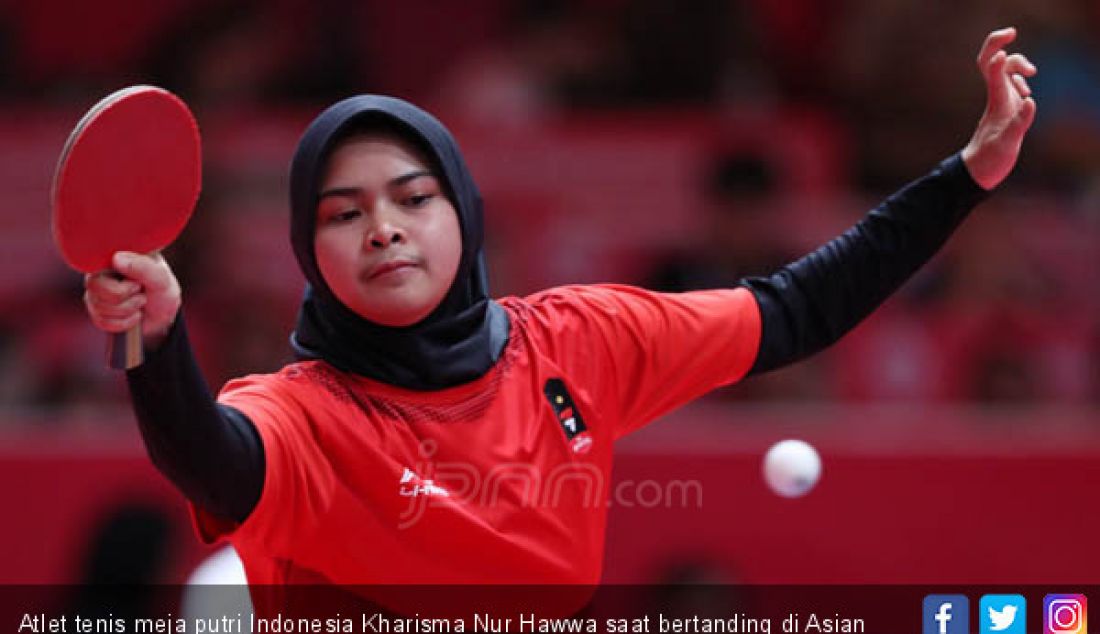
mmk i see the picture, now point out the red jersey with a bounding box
[194,284,760,586]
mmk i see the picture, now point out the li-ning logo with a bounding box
[398,467,449,498]
[543,378,592,454]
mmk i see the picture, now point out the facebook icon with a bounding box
[924,595,970,634]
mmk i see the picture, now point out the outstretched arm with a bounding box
[744,28,1037,375]
[84,252,264,522]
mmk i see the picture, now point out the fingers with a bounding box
[84,271,139,302]
[111,251,170,293]
[1004,53,1037,77]
[85,251,181,337]
[985,50,1011,105]
[1012,73,1031,98]
[90,312,142,334]
[1004,53,1036,99]
[1008,97,1038,136]
[85,291,146,319]
[85,270,143,312]
[978,28,1037,83]
[84,276,145,333]
[85,254,160,334]
[977,27,1017,70]
[979,30,1039,108]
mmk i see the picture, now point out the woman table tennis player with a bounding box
[85,29,1035,587]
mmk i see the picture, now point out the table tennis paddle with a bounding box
[51,85,201,369]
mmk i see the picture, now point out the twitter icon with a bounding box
[981,594,1026,634]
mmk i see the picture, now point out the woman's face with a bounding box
[314,132,462,327]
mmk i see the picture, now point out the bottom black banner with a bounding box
[2,585,1092,634]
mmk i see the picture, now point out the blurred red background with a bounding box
[0,0,1096,585]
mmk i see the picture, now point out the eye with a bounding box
[404,193,435,208]
[328,209,361,223]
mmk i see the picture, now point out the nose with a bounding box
[364,204,406,250]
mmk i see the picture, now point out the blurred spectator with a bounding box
[0,12,15,99]
[830,300,948,402]
[65,502,176,619]
[612,0,736,105]
[0,326,32,408]
[188,288,297,389]
[645,148,829,401]
[936,204,1052,307]
[1008,0,1100,200]
[646,149,794,291]
[77,502,175,584]
[830,1,989,191]
[434,0,623,126]
[651,559,747,617]
[0,0,1093,417]
[741,0,838,101]
[143,0,361,112]
[1092,325,1100,404]
[836,196,1095,404]
[931,304,1091,404]
[2,1,192,99]
[1,275,127,415]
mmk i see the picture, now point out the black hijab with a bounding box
[288,95,510,390]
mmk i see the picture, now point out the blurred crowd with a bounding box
[0,0,1097,418]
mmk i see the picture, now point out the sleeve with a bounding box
[528,284,761,439]
[125,312,264,525]
[742,153,990,374]
[203,373,335,553]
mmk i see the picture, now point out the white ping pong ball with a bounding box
[763,439,822,498]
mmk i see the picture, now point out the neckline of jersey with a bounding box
[339,300,523,406]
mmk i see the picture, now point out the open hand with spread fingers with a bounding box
[961,27,1039,190]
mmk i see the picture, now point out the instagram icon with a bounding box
[1045,594,1088,634]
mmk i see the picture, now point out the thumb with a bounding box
[112,251,169,292]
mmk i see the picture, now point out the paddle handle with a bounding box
[108,322,143,370]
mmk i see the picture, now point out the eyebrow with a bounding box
[318,170,434,201]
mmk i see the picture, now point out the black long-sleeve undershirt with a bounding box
[742,153,988,374]
[125,316,264,523]
[125,153,987,524]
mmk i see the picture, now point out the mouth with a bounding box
[365,258,419,280]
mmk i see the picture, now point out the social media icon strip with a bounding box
[924,595,970,634]
[1045,594,1088,634]
[981,594,1026,634]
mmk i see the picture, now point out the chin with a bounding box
[355,300,436,328]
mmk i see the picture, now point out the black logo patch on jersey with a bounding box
[543,378,587,440]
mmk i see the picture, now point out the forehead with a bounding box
[323,131,435,181]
